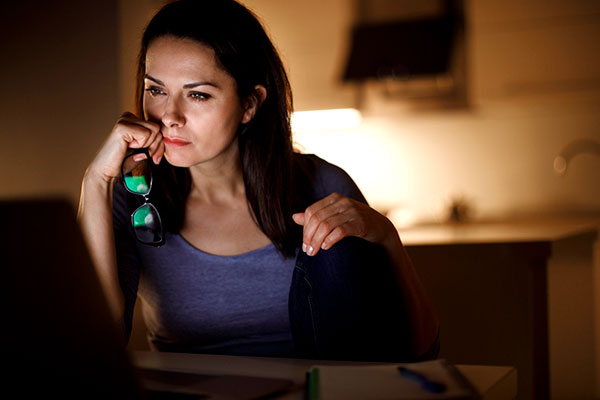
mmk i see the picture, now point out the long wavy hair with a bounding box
[136,0,298,257]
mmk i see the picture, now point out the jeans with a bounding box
[289,236,439,362]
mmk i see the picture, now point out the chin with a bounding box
[164,152,193,168]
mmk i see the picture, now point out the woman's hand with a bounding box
[292,192,397,256]
[86,112,164,183]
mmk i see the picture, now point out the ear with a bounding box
[241,85,267,124]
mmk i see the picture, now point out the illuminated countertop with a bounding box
[396,216,600,246]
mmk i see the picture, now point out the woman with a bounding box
[78,0,439,361]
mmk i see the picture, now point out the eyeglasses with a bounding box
[121,148,164,246]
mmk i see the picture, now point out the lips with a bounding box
[163,136,191,147]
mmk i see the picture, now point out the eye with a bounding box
[144,86,166,97]
[189,91,211,101]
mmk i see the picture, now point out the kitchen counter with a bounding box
[397,216,600,246]
[395,216,600,400]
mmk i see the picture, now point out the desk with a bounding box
[398,217,600,400]
[130,350,517,399]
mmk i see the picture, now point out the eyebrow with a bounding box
[144,74,219,89]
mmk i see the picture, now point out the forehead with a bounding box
[145,36,229,81]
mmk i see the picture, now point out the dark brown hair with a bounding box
[135,0,298,257]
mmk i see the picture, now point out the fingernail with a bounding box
[307,246,314,256]
[302,243,307,253]
[321,242,328,250]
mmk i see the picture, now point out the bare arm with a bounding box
[77,169,123,320]
[77,112,164,321]
[379,220,439,356]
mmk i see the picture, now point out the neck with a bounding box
[188,150,246,204]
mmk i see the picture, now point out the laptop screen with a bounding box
[0,198,144,399]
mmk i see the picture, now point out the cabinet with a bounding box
[469,1,600,103]
[400,218,600,399]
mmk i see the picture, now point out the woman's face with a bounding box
[143,36,248,168]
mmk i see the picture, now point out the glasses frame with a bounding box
[121,148,165,247]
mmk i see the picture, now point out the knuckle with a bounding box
[320,220,332,232]
[302,225,314,240]
[335,203,348,215]
[117,113,129,122]
[117,112,134,124]
[304,206,314,219]
[326,230,338,243]
[356,222,367,237]
[114,119,127,131]
[136,125,151,137]
[339,197,352,207]
[327,227,344,244]
[313,208,326,221]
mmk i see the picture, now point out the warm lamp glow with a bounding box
[291,108,362,132]
[292,119,410,214]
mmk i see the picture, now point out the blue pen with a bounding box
[398,366,447,393]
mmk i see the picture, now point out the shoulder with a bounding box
[293,153,367,204]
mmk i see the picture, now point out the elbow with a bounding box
[413,326,441,361]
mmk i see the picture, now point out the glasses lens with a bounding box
[123,153,151,195]
[132,203,163,244]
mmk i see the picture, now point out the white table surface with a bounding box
[130,350,517,399]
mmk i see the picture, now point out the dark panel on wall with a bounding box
[0,0,119,200]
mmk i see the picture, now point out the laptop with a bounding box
[0,198,293,399]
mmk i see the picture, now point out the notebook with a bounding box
[306,360,479,400]
[0,197,293,399]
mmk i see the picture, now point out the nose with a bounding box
[161,96,185,128]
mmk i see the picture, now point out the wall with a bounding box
[277,0,600,223]
[243,0,357,111]
[0,0,119,205]
[118,0,166,112]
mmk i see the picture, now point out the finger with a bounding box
[132,152,148,162]
[320,224,351,251]
[114,113,161,148]
[137,122,162,149]
[303,193,341,222]
[292,213,305,226]
[150,138,165,164]
[141,125,162,149]
[306,214,351,256]
[302,193,342,236]
[116,120,157,148]
[303,195,351,249]
[118,112,161,134]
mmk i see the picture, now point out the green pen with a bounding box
[306,367,319,400]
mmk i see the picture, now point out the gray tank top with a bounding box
[136,234,296,356]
